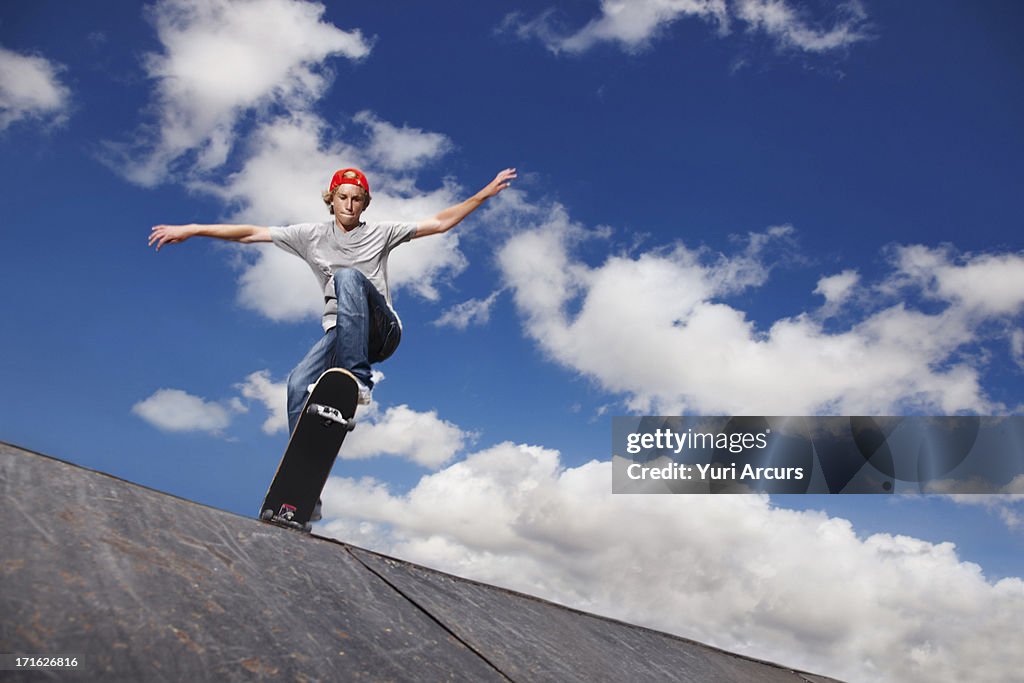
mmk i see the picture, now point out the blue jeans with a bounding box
[286,268,401,434]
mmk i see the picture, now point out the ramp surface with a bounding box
[0,442,844,682]
[352,548,822,683]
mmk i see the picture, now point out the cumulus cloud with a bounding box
[505,0,870,56]
[354,110,453,171]
[735,0,870,53]
[941,476,1024,531]
[342,402,472,468]
[112,0,474,317]
[434,289,504,329]
[138,369,470,469]
[132,388,243,434]
[0,45,71,131]
[319,442,1024,683]
[234,247,324,323]
[885,245,1024,317]
[814,268,860,315]
[492,200,1021,415]
[1012,330,1024,369]
[502,0,729,55]
[108,0,371,186]
[236,370,288,434]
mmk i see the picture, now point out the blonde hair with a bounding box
[323,171,371,214]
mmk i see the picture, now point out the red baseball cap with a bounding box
[329,168,370,195]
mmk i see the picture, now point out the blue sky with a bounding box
[2,2,1023,681]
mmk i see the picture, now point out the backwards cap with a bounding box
[329,168,370,195]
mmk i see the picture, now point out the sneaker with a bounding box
[310,499,322,522]
[311,379,371,404]
[356,380,372,405]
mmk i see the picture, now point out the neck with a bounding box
[335,216,361,232]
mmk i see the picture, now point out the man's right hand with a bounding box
[149,224,193,251]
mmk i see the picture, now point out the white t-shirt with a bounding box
[270,220,418,331]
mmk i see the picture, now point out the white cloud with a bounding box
[115,0,473,318]
[141,369,469,468]
[179,105,459,234]
[387,226,468,302]
[359,172,470,304]
[236,370,288,434]
[234,246,324,323]
[735,0,870,53]
[342,403,471,468]
[353,110,453,171]
[434,289,503,329]
[1012,329,1024,369]
[193,111,358,223]
[319,442,1024,683]
[493,201,1019,415]
[886,245,1024,316]
[505,0,870,56]
[814,269,859,309]
[944,478,1024,531]
[110,0,371,185]
[504,0,729,55]
[132,388,242,434]
[998,505,1023,529]
[0,45,71,131]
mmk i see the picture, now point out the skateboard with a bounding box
[259,368,358,531]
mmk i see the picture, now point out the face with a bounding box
[331,184,369,229]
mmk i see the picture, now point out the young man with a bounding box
[150,166,516,437]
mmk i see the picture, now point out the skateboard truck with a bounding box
[305,403,356,431]
[260,506,312,532]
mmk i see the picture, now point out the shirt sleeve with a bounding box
[384,222,419,250]
[269,223,314,261]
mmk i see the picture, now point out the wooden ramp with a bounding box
[0,442,843,682]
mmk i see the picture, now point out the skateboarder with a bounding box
[150,166,516,437]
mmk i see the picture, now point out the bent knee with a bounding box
[286,369,310,396]
[332,267,366,288]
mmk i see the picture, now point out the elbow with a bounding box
[241,227,271,243]
[418,219,449,237]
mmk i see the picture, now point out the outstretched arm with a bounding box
[149,223,272,251]
[414,168,516,239]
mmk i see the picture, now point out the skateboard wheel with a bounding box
[345,420,356,432]
[260,509,274,521]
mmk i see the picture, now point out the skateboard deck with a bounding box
[259,368,358,530]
